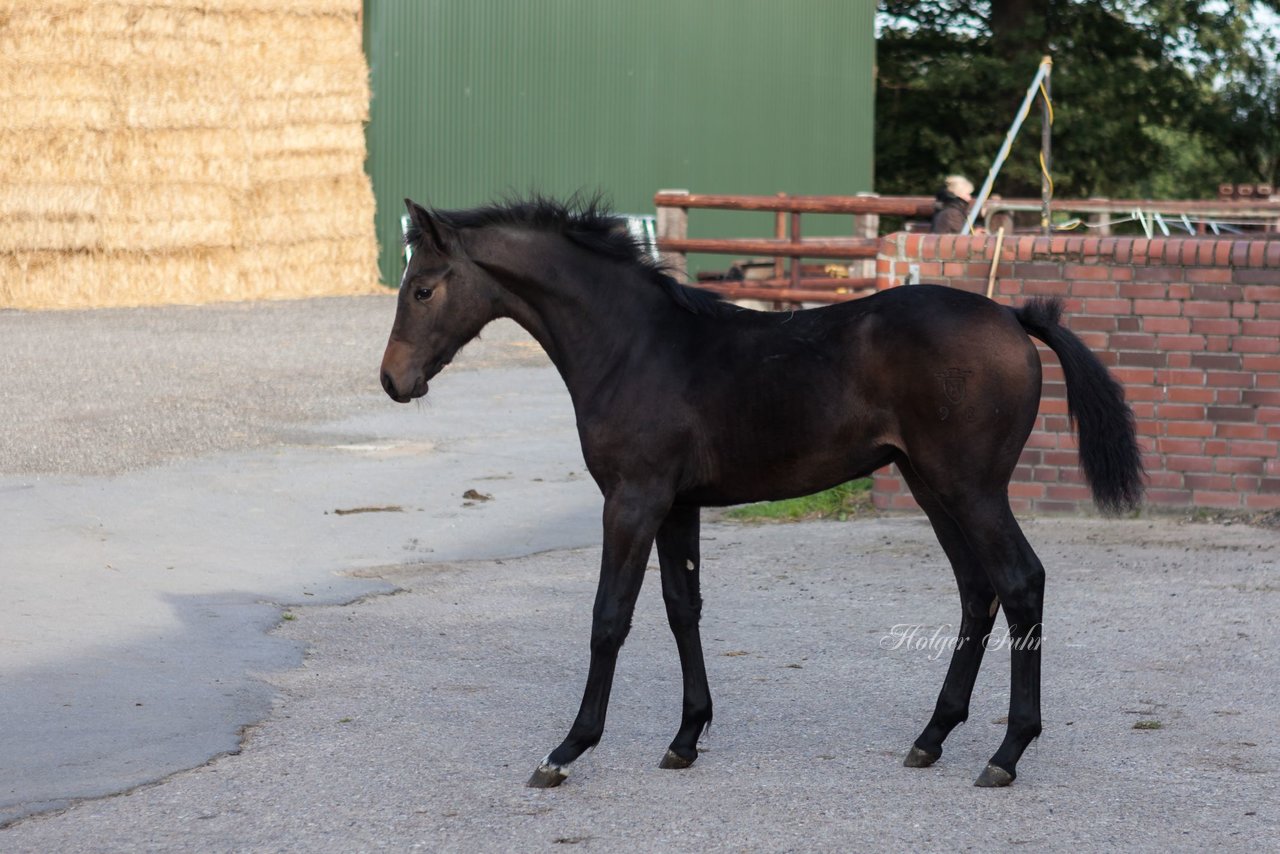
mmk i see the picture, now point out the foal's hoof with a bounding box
[658,749,696,770]
[973,763,1015,787]
[526,763,569,788]
[903,746,940,768]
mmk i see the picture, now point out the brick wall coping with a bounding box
[878,234,1280,268]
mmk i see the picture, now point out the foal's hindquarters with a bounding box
[882,300,1048,786]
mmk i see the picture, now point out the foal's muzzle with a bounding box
[380,370,426,403]
[380,339,429,403]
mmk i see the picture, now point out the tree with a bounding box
[875,1,1280,200]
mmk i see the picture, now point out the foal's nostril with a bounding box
[381,370,397,398]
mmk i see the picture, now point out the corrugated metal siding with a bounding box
[364,0,875,284]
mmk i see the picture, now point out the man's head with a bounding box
[945,175,974,200]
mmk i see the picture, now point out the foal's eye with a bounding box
[414,286,435,302]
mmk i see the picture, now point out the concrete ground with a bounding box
[1,296,1277,851]
[1,297,600,825]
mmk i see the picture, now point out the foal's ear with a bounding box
[404,198,455,257]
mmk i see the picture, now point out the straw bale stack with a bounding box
[0,0,379,309]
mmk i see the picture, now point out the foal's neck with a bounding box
[472,229,677,401]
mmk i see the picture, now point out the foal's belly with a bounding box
[678,414,897,507]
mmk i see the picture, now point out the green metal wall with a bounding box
[363,0,876,285]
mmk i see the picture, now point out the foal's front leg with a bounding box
[655,504,712,770]
[527,487,669,788]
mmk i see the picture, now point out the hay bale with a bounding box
[0,239,377,310]
[0,249,239,309]
[246,124,367,156]
[0,125,363,186]
[0,184,100,251]
[0,6,362,68]
[2,130,117,183]
[111,129,250,185]
[239,175,375,244]
[102,185,238,250]
[0,218,99,254]
[0,0,378,309]
[0,184,236,251]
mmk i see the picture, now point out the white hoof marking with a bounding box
[539,754,571,776]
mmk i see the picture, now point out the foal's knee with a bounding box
[590,613,632,654]
[662,592,702,629]
[997,568,1045,623]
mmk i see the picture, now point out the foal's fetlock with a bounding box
[905,715,958,768]
[528,732,600,788]
[976,724,1037,787]
[660,717,709,770]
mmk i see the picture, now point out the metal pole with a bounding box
[963,55,1053,235]
[1041,61,1052,235]
[655,188,690,280]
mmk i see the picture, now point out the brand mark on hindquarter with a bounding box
[936,368,972,405]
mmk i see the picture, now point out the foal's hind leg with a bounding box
[944,496,1045,787]
[655,504,713,769]
[897,464,998,770]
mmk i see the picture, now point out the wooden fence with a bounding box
[653,190,932,304]
[654,190,1280,306]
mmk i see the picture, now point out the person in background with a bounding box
[931,174,975,233]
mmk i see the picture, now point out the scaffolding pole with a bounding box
[963,56,1053,235]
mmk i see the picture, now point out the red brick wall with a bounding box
[871,233,1280,515]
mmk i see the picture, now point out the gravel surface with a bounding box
[0,295,546,475]
[5,517,1279,851]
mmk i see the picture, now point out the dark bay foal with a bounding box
[380,196,1143,788]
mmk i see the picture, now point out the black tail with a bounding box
[1014,297,1144,514]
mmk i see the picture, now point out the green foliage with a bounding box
[876,1,1280,199]
[725,479,874,522]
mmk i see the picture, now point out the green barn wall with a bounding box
[363,0,876,285]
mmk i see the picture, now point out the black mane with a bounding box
[407,193,730,317]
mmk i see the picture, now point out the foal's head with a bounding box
[380,199,504,403]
